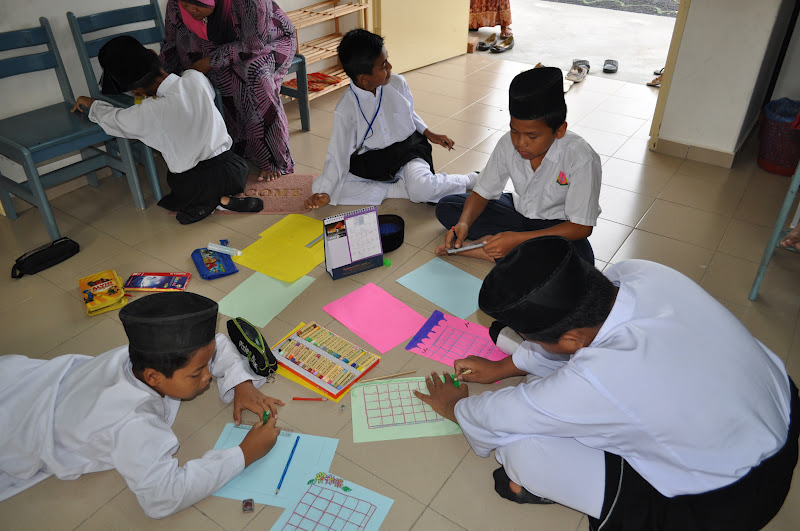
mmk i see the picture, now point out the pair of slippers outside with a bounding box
[476,33,514,53]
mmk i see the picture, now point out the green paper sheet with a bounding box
[218,272,315,328]
[350,377,462,443]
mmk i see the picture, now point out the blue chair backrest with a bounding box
[68,0,165,98]
[0,17,73,104]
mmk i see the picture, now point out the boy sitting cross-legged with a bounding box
[305,29,478,209]
[435,67,601,264]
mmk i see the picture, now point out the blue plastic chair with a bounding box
[68,0,164,201]
[0,17,147,241]
[281,54,311,131]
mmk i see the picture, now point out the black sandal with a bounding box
[493,467,556,505]
[223,196,263,213]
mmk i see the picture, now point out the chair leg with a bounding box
[22,156,62,241]
[0,171,18,220]
[81,149,100,187]
[296,57,311,132]
[117,139,147,210]
[749,165,800,300]
[136,143,163,201]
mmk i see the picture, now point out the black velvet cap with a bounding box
[508,67,565,120]
[479,236,588,334]
[98,35,159,91]
[120,292,218,354]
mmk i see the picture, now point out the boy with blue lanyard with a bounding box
[305,29,478,209]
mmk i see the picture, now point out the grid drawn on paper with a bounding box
[282,484,376,530]
[422,325,498,364]
[363,380,446,429]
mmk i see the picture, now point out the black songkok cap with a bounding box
[98,35,159,91]
[120,292,218,354]
[479,236,589,335]
[508,67,565,120]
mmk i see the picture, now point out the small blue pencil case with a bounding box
[191,239,239,280]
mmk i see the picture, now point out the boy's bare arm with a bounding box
[423,128,454,150]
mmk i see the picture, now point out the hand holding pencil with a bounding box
[239,413,281,467]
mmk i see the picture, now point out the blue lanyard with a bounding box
[351,85,383,150]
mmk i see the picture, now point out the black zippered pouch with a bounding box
[11,237,80,278]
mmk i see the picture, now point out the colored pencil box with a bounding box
[191,243,238,280]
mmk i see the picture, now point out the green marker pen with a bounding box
[449,374,460,388]
[262,410,270,425]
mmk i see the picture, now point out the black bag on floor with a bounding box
[227,317,277,377]
[11,237,80,278]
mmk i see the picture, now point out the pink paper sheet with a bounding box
[322,283,427,354]
[405,310,508,363]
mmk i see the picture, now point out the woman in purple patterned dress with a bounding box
[161,0,296,181]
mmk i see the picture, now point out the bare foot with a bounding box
[257,171,281,182]
[780,227,800,250]
[509,480,523,495]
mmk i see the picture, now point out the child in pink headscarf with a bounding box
[161,0,296,182]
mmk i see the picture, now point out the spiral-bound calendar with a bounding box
[323,207,384,280]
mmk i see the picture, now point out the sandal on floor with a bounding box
[565,63,587,83]
[647,74,663,87]
[477,33,497,51]
[493,467,556,505]
[223,197,264,212]
[603,59,618,73]
[490,35,514,53]
[654,67,665,75]
[573,59,590,73]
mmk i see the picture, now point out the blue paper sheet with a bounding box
[212,424,338,508]
[270,472,393,531]
[218,273,315,328]
[395,258,482,319]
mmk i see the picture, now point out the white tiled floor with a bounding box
[2,50,800,530]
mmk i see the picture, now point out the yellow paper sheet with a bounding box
[233,214,324,283]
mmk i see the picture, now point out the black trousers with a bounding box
[157,150,248,213]
[435,192,595,265]
[590,378,800,531]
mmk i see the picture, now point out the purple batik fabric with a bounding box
[161,0,296,174]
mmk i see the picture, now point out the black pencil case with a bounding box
[11,237,80,278]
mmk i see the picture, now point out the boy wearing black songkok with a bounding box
[73,35,262,224]
[0,292,283,518]
[435,67,601,264]
[416,237,798,530]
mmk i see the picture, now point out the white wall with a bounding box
[0,0,361,187]
[659,0,790,156]
[772,14,800,101]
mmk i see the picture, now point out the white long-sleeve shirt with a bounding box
[88,71,231,174]
[311,74,428,205]
[0,333,266,518]
[455,260,792,497]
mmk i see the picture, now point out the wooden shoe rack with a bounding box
[284,1,370,100]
